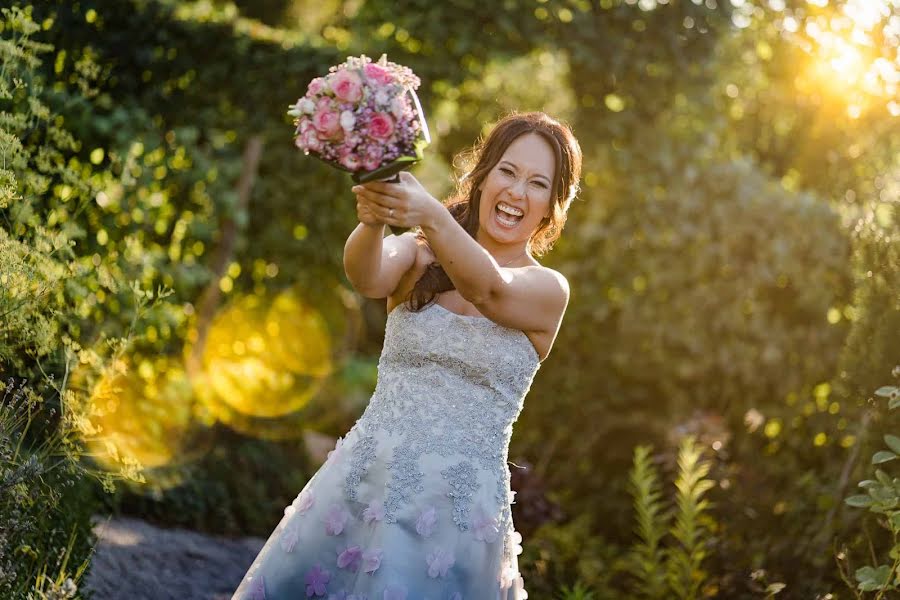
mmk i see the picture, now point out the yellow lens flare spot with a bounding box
[193,289,334,421]
[72,356,197,485]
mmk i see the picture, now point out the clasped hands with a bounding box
[352,172,442,231]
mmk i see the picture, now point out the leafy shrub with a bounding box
[841,368,900,598]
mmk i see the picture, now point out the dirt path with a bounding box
[84,515,265,600]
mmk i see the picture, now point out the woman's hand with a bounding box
[355,191,383,227]
[351,172,442,231]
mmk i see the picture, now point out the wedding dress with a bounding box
[232,299,541,600]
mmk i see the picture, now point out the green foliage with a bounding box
[667,438,716,600]
[518,513,624,600]
[0,377,98,600]
[627,445,668,599]
[556,581,597,600]
[0,5,172,596]
[624,437,720,600]
[842,368,900,598]
[98,424,315,537]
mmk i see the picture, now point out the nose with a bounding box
[508,177,527,200]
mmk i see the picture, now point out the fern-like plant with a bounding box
[556,581,597,600]
[624,436,721,600]
[627,444,669,599]
[667,437,716,600]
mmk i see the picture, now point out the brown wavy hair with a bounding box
[404,111,582,312]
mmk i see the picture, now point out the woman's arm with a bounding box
[419,205,568,334]
[354,173,568,332]
[343,224,418,299]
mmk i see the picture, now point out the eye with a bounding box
[531,180,549,189]
[499,167,514,176]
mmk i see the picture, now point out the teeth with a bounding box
[497,202,523,217]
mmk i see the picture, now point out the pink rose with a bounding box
[330,70,363,103]
[364,63,393,85]
[316,97,336,114]
[362,147,383,171]
[299,129,322,152]
[368,113,395,140]
[313,109,342,139]
[297,117,313,135]
[307,77,327,96]
[340,152,361,171]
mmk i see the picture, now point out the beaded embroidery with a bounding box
[346,301,540,560]
[441,461,479,531]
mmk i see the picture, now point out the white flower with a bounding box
[499,565,519,589]
[280,524,299,553]
[514,573,529,599]
[415,505,437,538]
[340,110,356,131]
[323,503,350,535]
[472,506,500,543]
[362,498,385,524]
[425,547,455,578]
[284,489,314,518]
[374,89,390,106]
[300,98,316,114]
[327,436,345,463]
[390,95,406,120]
[288,98,316,117]
[296,489,315,513]
[362,547,383,574]
[510,529,524,556]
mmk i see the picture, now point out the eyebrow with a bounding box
[499,160,551,185]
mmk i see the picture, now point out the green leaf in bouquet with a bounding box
[351,155,420,184]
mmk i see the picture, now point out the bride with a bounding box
[232,111,582,600]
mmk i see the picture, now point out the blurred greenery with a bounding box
[1,0,898,597]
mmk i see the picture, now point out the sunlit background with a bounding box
[1,0,898,596]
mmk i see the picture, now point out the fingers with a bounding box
[358,193,402,224]
[354,187,400,212]
[353,180,400,196]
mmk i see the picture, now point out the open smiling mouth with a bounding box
[494,202,523,228]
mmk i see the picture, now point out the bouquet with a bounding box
[288,55,431,235]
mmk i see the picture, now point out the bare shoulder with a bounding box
[525,264,570,309]
[543,266,570,299]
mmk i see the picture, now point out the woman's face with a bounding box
[477,132,556,247]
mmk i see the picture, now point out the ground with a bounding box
[84,515,265,600]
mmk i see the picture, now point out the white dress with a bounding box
[231,300,541,600]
